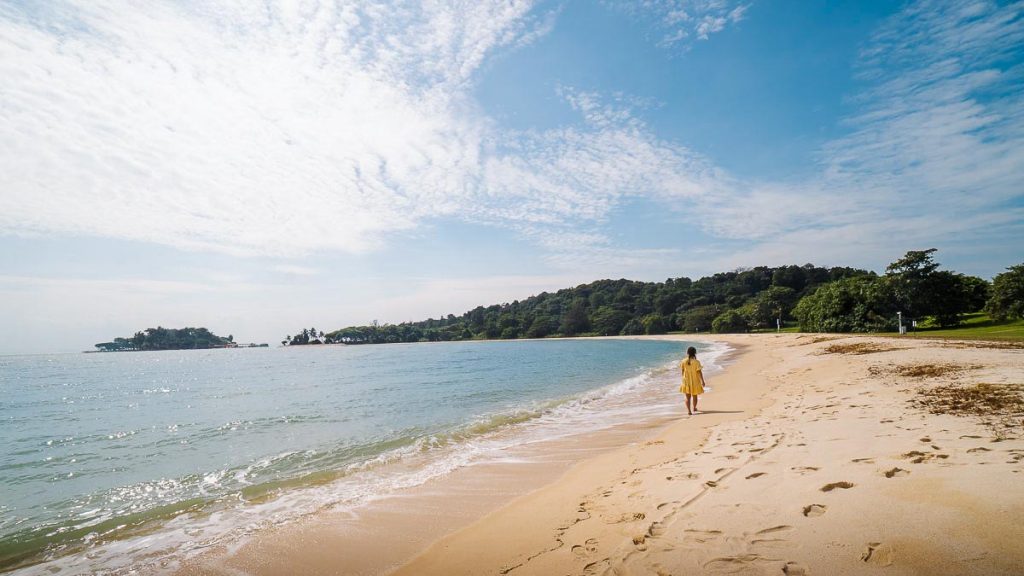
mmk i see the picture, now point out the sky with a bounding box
[1,0,1022,354]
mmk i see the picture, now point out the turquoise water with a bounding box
[0,338,717,573]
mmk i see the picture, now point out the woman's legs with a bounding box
[685,393,693,415]
[692,393,699,413]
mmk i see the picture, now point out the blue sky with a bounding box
[1,0,1022,354]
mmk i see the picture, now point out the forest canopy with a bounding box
[282,250,1014,346]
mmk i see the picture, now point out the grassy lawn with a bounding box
[886,313,1024,342]
[670,314,1024,342]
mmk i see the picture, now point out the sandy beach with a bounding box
[180,334,1024,576]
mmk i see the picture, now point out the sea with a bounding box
[0,338,727,574]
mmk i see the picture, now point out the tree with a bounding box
[792,277,897,332]
[641,314,668,335]
[591,306,631,336]
[712,309,749,333]
[560,299,590,336]
[985,264,1024,320]
[680,305,719,332]
[923,271,975,327]
[747,286,797,329]
[525,315,556,338]
[885,248,939,319]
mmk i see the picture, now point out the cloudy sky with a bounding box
[1,0,1022,353]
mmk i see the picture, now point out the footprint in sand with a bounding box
[683,529,723,544]
[791,466,820,474]
[571,538,599,558]
[802,504,827,517]
[647,522,667,538]
[783,561,811,575]
[861,542,895,566]
[703,554,763,572]
[967,447,991,453]
[606,512,646,524]
[851,458,874,464]
[756,525,793,536]
[884,467,910,478]
[745,472,767,479]
[820,481,855,492]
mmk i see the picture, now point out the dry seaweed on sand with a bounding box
[822,342,900,355]
[913,383,1024,432]
[938,341,1024,351]
[794,336,839,346]
[891,363,981,378]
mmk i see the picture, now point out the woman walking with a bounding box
[680,346,706,416]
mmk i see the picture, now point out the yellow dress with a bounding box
[680,358,704,395]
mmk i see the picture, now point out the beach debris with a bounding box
[820,481,855,492]
[913,382,1024,433]
[822,342,900,355]
[939,341,1024,350]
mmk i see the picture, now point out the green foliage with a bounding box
[985,264,1024,320]
[711,309,749,333]
[679,305,720,332]
[881,249,984,327]
[591,306,631,336]
[746,286,798,329]
[641,314,668,335]
[95,327,232,351]
[560,299,591,336]
[315,254,995,343]
[793,276,898,332]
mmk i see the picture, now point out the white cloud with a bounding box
[271,264,320,276]
[0,1,538,256]
[0,0,1020,283]
[608,0,750,48]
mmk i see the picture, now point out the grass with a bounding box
[899,313,1024,342]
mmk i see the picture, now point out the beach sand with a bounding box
[180,334,1024,575]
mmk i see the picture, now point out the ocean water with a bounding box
[0,338,724,574]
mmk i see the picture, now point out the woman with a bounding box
[680,346,706,416]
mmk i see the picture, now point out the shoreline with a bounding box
[172,336,759,576]
[172,333,1024,575]
[393,333,1024,575]
[391,334,776,576]
[172,336,725,576]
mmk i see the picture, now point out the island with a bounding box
[93,327,268,351]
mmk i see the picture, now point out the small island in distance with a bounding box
[92,326,268,352]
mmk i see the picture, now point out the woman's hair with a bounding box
[686,346,697,364]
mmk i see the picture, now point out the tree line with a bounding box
[280,250,1021,346]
